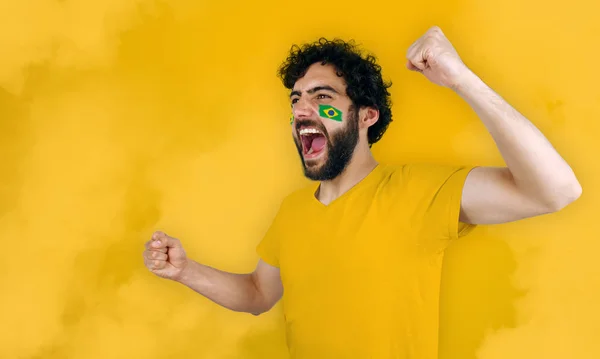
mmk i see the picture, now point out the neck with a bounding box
[316,146,378,205]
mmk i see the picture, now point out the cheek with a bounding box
[292,133,304,148]
[323,121,348,139]
[322,120,345,133]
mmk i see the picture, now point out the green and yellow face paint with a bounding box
[318,104,343,122]
[289,104,343,125]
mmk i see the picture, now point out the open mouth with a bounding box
[299,127,327,159]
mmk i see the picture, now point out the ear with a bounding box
[359,107,379,129]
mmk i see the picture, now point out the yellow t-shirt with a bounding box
[257,163,476,359]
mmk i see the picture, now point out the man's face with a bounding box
[290,63,360,181]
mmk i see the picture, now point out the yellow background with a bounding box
[1,1,598,358]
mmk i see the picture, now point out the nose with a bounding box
[293,96,316,120]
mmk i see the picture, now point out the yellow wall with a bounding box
[1,1,598,358]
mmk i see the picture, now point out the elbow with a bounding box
[249,305,270,316]
[249,297,277,316]
[546,180,583,212]
[250,308,265,316]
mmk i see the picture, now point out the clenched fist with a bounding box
[143,231,188,281]
[406,26,470,89]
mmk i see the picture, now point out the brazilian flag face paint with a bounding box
[318,104,343,122]
[290,112,294,125]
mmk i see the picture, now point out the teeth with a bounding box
[299,128,321,136]
[307,147,314,155]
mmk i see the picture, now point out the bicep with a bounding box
[460,166,552,224]
[251,259,283,311]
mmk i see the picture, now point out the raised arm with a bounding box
[143,231,283,316]
[406,26,582,225]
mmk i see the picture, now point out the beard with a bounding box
[294,107,360,181]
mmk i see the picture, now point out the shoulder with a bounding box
[285,183,317,201]
[384,162,474,185]
[375,162,475,203]
[275,183,318,212]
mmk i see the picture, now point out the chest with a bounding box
[278,200,420,293]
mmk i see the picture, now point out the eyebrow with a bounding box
[290,85,340,98]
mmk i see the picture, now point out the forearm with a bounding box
[453,69,581,208]
[175,260,266,315]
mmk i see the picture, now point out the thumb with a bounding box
[151,231,180,250]
[406,59,423,72]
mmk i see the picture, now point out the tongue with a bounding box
[311,136,326,152]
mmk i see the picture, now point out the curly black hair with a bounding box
[277,38,393,145]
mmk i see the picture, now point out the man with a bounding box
[143,26,581,358]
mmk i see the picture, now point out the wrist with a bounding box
[449,67,480,94]
[173,258,193,283]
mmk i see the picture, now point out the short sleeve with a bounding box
[256,200,288,268]
[401,163,477,242]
